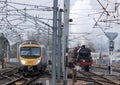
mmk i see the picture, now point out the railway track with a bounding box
[77,71,119,85]
[0,67,50,85]
[0,67,26,85]
[92,64,120,85]
[93,64,120,73]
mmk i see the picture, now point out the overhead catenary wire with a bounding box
[0,0,51,8]
[6,4,53,28]
[0,2,52,43]
[0,0,120,45]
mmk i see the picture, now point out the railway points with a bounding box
[1,61,120,85]
[0,0,120,85]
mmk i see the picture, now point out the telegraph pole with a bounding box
[52,0,58,85]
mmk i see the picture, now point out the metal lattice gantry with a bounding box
[0,0,53,44]
[69,0,120,48]
[92,0,120,30]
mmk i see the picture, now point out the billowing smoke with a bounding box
[69,0,120,53]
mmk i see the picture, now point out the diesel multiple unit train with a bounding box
[18,40,48,73]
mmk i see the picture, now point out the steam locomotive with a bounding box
[73,45,92,72]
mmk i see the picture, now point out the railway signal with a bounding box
[105,32,118,75]
[105,32,118,55]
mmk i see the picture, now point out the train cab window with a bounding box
[20,47,41,58]
[31,48,40,56]
[20,47,30,56]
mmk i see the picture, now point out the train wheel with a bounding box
[84,65,89,72]
[23,72,28,77]
[39,65,46,72]
[18,68,21,72]
[18,66,23,72]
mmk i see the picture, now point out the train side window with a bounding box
[42,48,45,57]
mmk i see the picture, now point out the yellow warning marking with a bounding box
[15,82,23,85]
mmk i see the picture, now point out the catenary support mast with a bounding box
[62,0,70,85]
[57,9,63,81]
[52,0,58,85]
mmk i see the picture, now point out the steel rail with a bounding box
[77,71,119,85]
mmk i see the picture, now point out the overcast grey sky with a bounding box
[69,0,120,50]
[0,0,120,51]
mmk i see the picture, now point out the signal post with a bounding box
[105,32,118,75]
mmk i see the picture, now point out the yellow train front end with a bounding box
[18,41,47,73]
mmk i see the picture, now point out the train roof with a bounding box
[20,40,46,48]
[22,40,39,45]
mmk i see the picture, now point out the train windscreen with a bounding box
[20,47,41,58]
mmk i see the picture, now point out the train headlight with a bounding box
[83,60,85,62]
[21,60,25,65]
[36,60,40,65]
